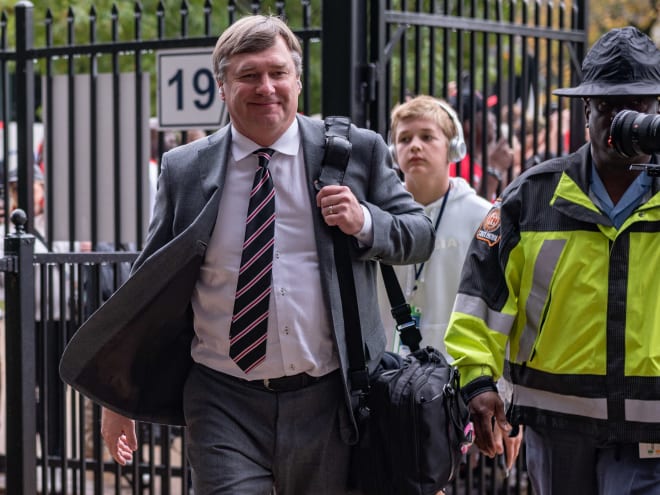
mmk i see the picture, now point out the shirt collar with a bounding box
[230,118,300,162]
[590,161,652,227]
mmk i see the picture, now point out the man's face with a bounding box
[585,96,659,166]
[219,36,301,146]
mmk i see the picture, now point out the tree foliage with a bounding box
[589,0,660,44]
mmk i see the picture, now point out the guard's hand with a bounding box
[316,185,364,236]
[468,391,511,458]
[101,407,137,465]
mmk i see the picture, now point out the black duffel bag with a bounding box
[350,346,473,495]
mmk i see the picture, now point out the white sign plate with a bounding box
[157,48,225,129]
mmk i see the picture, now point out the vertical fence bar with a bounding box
[44,9,55,250]
[481,0,492,197]
[368,0,387,136]
[13,5,42,479]
[111,5,122,250]
[322,0,362,120]
[398,0,407,100]
[66,7,77,253]
[15,2,35,232]
[441,0,450,100]
[413,0,421,94]
[90,6,100,248]
[0,11,9,229]
[544,0,554,161]
[4,210,37,495]
[134,2,145,249]
[557,0,566,156]
[300,0,312,117]
[427,1,436,96]
[532,0,541,160]
[567,0,586,151]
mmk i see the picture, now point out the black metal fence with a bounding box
[0,0,587,493]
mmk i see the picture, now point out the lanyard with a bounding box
[414,187,450,285]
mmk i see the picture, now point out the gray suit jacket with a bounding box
[60,114,434,442]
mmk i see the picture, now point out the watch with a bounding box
[487,167,503,183]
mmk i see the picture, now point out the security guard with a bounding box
[445,26,660,495]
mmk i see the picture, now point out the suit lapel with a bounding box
[298,115,326,183]
[198,124,232,201]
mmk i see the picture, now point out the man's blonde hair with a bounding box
[212,15,303,82]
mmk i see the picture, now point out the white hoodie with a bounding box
[378,176,492,358]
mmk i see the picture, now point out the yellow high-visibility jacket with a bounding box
[445,144,660,443]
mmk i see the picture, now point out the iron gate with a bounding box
[1,0,587,493]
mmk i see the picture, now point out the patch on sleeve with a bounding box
[476,207,501,246]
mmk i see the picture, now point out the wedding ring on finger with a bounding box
[328,205,334,215]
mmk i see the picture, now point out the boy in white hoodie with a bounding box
[380,95,492,356]
[378,95,521,482]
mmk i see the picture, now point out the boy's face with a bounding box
[394,116,450,180]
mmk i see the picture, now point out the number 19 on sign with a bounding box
[157,49,225,129]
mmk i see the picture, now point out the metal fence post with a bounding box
[321,0,368,125]
[368,0,387,137]
[568,0,589,152]
[15,1,36,233]
[3,209,37,494]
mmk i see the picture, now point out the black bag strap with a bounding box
[321,116,369,396]
[321,116,421,398]
[379,263,422,351]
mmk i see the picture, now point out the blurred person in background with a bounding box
[149,117,180,215]
[450,90,514,201]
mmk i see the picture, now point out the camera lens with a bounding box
[609,110,660,158]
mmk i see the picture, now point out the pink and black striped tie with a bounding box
[229,148,276,373]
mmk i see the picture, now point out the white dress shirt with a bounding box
[191,120,341,380]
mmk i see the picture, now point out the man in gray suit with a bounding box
[61,14,433,495]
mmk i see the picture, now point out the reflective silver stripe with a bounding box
[513,384,608,419]
[452,293,515,336]
[517,239,567,361]
[626,399,660,423]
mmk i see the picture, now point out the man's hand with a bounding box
[468,390,511,457]
[316,185,364,235]
[493,423,523,471]
[101,407,137,465]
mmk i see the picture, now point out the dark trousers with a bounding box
[183,364,354,495]
[526,426,660,495]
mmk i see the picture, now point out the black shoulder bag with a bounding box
[321,116,473,495]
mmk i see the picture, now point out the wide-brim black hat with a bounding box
[554,27,660,97]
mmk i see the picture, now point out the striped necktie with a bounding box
[229,148,276,373]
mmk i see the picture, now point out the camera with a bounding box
[609,110,660,158]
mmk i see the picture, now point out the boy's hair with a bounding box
[390,95,458,146]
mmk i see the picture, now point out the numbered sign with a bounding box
[157,49,226,129]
